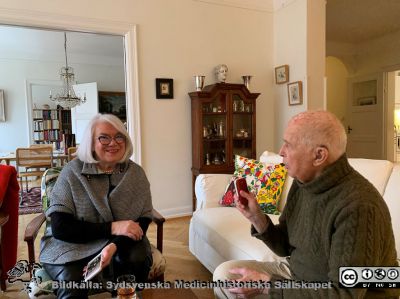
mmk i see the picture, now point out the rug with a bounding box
[19,187,42,215]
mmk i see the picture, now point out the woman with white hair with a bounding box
[40,114,153,298]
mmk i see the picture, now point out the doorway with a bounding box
[385,69,400,162]
[0,9,142,163]
[326,56,386,160]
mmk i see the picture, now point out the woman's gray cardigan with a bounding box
[40,158,153,264]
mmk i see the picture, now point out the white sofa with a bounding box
[189,152,400,273]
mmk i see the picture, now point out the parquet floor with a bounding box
[1,215,214,299]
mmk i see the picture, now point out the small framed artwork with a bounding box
[156,78,174,99]
[0,90,5,122]
[287,81,303,106]
[98,91,126,122]
[275,65,289,84]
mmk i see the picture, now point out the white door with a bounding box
[345,74,384,159]
[71,82,98,144]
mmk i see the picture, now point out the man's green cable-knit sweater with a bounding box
[252,155,399,298]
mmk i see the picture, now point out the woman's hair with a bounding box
[76,113,133,163]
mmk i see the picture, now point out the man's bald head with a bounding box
[287,110,347,162]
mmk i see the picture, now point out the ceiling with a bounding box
[2,2,398,58]
[326,0,400,43]
[0,25,124,65]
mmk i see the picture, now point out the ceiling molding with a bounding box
[193,0,274,12]
[273,0,298,11]
[193,0,304,12]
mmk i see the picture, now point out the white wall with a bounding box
[273,0,308,151]
[137,1,274,216]
[326,56,348,122]
[0,0,276,217]
[0,58,124,151]
[272,0,326,152]
[306,0,325,110]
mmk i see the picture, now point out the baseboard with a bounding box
[157,205,193,219]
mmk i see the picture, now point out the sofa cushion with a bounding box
[191,207,284,263]
[348,158,393,195]
[260,152,394,211]
[259,152,293,212]
[383,163,400,258]
[195,174,232,210]
[231,155,287,214]
[219,179,236,207]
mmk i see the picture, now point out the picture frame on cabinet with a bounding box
[0,90,5,122]
[275,65,289,84]
[156,78,174,99]
[287,81,303,106]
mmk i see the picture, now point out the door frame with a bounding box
[0,8,142,164]
[346,73,384,159]
[382,63,400,161]
[25,79,62,146]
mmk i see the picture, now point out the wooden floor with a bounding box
[1,215,214,299]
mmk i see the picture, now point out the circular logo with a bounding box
[362,269,373,280]
[374,269,386,280]
[341,269,358,286]
[387,269,399,280]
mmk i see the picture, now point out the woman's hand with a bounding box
[227,267,271,298]
[83,243,117,276]
[111,220,143,241]
[100,243,117,268]
[235,191,269,234]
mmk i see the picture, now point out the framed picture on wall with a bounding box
[98,91,126,122]
[287,81,303,106]
[275,65,289,84]
[156,78,174,99]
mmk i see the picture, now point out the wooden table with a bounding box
[0,152,68,166]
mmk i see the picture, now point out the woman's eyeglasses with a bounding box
[97,135,126,145]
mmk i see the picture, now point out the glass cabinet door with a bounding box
[202,94,227,166]
[232,93,253,159]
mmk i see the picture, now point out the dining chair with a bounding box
[67,146,77,162]
[15,147,53,198]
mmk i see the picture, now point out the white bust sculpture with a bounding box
[215,64,228,83]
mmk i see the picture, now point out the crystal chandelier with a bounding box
[49,32,86,109]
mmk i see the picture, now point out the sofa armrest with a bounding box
[195,174,232,210]
[383,163,400,259]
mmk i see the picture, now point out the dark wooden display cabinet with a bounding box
[189,83,260,210]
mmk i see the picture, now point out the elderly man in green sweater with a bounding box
[214,110,399,298]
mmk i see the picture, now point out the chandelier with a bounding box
[49,32,86,109]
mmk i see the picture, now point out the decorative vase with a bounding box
[194,75,205,91]
[242,76,252,90]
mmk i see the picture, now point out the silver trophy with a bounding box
[242,76,252,90]
[194,75,205,91]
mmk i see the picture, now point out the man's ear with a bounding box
[313,146,328,166]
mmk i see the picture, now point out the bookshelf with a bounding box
[32,108,72,149]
